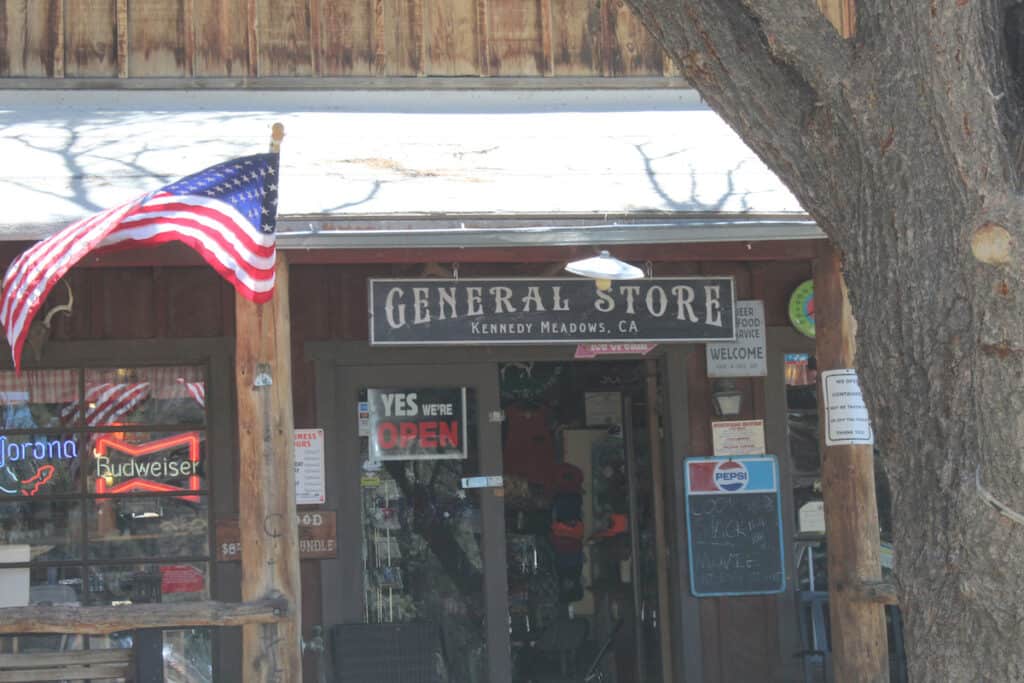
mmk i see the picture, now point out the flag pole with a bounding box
[237,123,303,683]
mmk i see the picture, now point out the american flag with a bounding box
[0,152,280,371]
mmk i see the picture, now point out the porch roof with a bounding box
[0,89,822,246]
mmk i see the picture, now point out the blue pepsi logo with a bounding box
[714,460,749,492]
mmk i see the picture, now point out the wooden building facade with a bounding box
[0,1,893,682]
[0,241,822,683]
[0,0,675,80]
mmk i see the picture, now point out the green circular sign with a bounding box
[788,280,815,338]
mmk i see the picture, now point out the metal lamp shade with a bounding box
[564,250,645,281]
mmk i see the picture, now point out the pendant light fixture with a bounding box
[564,250,644,291]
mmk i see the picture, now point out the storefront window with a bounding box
[0,499,82,560]
[87,496,209,561]
[0,365,212,683]
[0,369,78,429]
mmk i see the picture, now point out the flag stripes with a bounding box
[60,382,152,427]
[0,152,280,371]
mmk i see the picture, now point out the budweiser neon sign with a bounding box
[94,432,202,502]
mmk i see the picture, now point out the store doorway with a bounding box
[499,361,663,683]
[333,359,667,683]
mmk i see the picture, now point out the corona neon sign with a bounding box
[94,432,202,503]
[0,435,77,496]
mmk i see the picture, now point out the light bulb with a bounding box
[595,278,613,292]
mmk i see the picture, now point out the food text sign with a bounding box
[217,511,337,561]
[706,300,767,377]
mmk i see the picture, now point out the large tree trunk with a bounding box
[621,0,1024,679]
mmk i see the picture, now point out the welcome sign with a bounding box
[369,278,736,345]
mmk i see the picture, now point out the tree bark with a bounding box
[619,0,1024,679]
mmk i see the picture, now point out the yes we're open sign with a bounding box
[368,387,468,461]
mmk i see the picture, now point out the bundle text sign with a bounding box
[369,277,736,344]
[368,387,468,461]
[684,455,785,597]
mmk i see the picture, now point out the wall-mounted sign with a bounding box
[357,401,370,437]
[798,500,826,535]
[574,342,658,359]
[216,511,337,561]
[0,436,78,497]
[685,456,785,597]
[369,278,736,345]
[711,419,766,457]
[707,300,767,377]
[160,565,205,595]
[368,388,468,461]
[821,369,874,446]
[94,432,202,503]
[461,476,504,489]
[294,429,325,505]
[788,280,815,338]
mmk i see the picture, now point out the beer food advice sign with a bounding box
[368,387,468,461]
[369,277,736,345]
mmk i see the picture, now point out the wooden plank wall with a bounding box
[0,0,672,79]
[0,253,810,683]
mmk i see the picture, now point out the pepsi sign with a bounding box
[713,460,749,492]
[686,456,777,496]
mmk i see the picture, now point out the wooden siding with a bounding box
[0,0,671,80]
[1,252,811,683]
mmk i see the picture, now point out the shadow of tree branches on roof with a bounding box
[635,142,753,212]
[0,109,269,228]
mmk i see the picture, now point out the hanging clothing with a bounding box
[502,403,557,486]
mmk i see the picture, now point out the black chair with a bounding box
[329,622,444,683]
[532,617,589,679]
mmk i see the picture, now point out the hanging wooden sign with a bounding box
[369,277,736,345]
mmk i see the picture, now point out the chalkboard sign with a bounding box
[684,456,785,597]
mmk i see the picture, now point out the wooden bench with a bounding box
[0,648,133,682]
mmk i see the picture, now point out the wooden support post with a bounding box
[237,253,302,683]
[237,123,302,683]
[814,243,889,682]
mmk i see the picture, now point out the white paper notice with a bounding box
[295,429,326,505]
[711,419,766,456]
[821,369,874,446]
[706,300,767,377]
[798,501,826,534]
[358,401,370,437]
[585,392,622,427]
